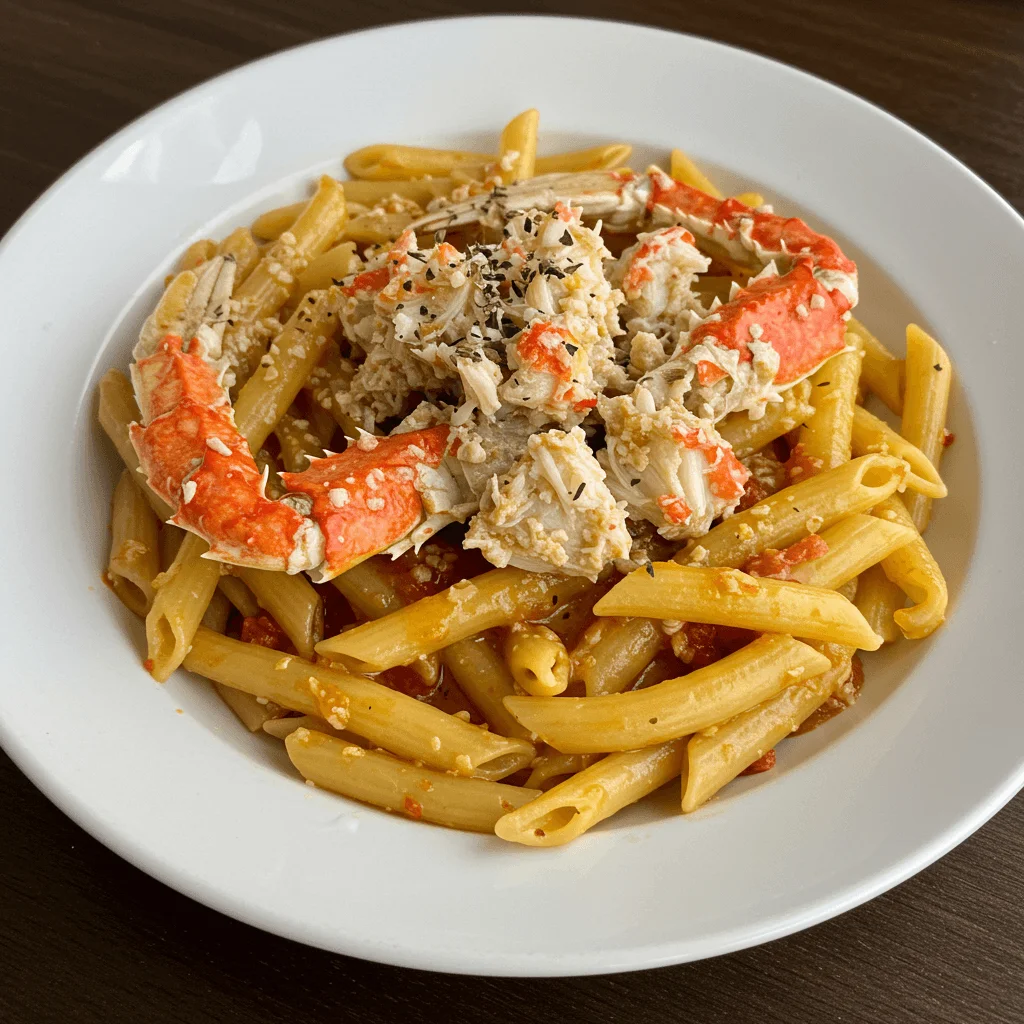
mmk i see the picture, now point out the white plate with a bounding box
[0,16,1020,976]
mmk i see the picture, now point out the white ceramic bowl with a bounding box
[0,16,1020,976]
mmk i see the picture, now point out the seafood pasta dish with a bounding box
[99,110,953,846]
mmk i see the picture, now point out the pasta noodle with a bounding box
[900,324,952,532]
[287,728,540,832]
[317,568,592,671]
[853,563,905,645]
[503,623,571,696]
[183,627,535,779]
[495,741,685,847]
[504,635,831,753]
[570,616,664,697]
[851,405,947,498]
[849,316,904,415]
[594,563,882,650]
[106,469,160,617]
[717,380,814,458]
[795,336,863,473]
[498,108,539,182]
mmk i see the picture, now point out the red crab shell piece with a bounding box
[280,424,450,580]
[129,338,311,572]
[688,257,850,385]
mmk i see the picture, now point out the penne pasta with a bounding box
[676,454,909,569]
[329,557,405,620]
[262,714,347,740]
[215,682,284,732]
[183,627,534,779]
[873,495,948,639]
[853,563,905,645]
[849,316,904,415]
[225,176,347,385]
[176,238,216,272]
[273,412,325,473]
[251,201,305,241]
[503,623,570,696]
[594,563,882,650]
[788,514,916,590]
[682,647,853,812]
[216,226,261,285]
[504,634,831,753]
[146,533,222,681]
[851,405,947,498]
[294,241,359,297]
[900,324,952,532]
[534,143,632,174]
[441,634,528,739]
[106,468,160,617]
[216,574,259,618]
[717,380,814,458]
[286,728,540,833]
[734,191,765,208]
[237,567,324,658]
[344,144,492,180]
[525,749,603,790]
[669,147,722,197]
[316,568,592,671]
[570,616,664,697]
[495,740,685,847]
[498,109,540,182]
[795,336,863,473]
[201,589,232,633]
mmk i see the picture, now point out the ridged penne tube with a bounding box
[851,406,947,499]
[106,469,160,616]
[307,344,363,440]
[717,380,814,458]
[343,144,492,181]
[294,242,359,296]
[788,514,917,590]
[594,563,881,650]
[676,454,909,569]
[225,176,347,382]
[201,589,232,632]
[97,369,172,519]
[854,563,905,645]
[734,191,765,208]
[504,623,570,696]
[534,143,632,174]
[570,617,664,697]
[330,557,405,620]
[900,324,952,532]
[216,227,260,285]
[441,634,528,738]
[262,714,348,740]
[525,750,603,790]
[682,651,853,812]
[849,317,904,415]
[146,533,222,681]
[796,337,863,472]
[159,524,184,571]
[176,238,216,272]
[504,635,831,753]
[343,209,414,245]
[317,569,592,671]
[231,286,342,450]
[670,148,722,197]
[873,496,948,639]
[287,729,539,833]
[342,177,457,205]
[216,574,259,618]
[183,628,534,779]
[251,201,305,240]
[274,412,324,473]
[215,682,283,732]
[495,741,685,847]
[238,567,323,658]
[499,109,539,182]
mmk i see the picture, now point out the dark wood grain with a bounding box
[2,0,1023,1019]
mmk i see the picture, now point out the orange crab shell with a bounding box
[280,424,451,580]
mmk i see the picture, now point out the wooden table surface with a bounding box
[2,0,1023,1019]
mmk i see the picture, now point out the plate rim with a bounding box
[1,14,1022,976]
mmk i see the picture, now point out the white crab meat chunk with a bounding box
[598,387,749,540]
[610,226,710,327]
[449,408,539,500]
[464,427,631,581]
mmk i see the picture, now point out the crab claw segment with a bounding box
[280,424,451,582]
[129,335,319,573]
[686,256,850,387]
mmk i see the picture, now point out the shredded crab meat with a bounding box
[598,386,749,539]
[464,427,631,580]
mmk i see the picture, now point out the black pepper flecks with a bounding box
[574,482,586,500]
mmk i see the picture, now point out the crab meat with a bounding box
[464,426,631,580]
[598,387,749,539]
[412,167,857,419]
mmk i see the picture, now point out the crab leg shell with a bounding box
[280,424,451,582]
